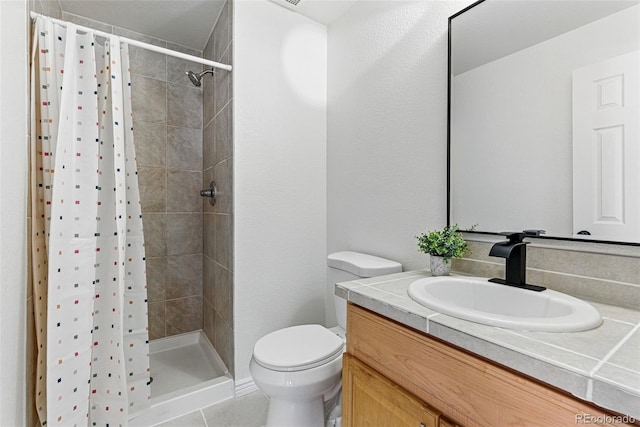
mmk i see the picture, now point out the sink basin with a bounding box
[408,276,602,332]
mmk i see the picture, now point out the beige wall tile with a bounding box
[203,300,216,346]
[167,83,203,129]
[167,126,202,171]
[214,262,233,325]
[113,27,167,47]
[203,255,216,305]
[204,213,216,259]
[146,257,166,302]
[61,12,112,32]
[166,42,202,57]
[213,46,232,116]
[167,55,203,85]
[148,302,166,340]
[203,121,215,170]
[203,76,216,127]
[212,0,232,62]
[138,167,166,212]
[202,167,215,214]
[214,102,232,164]
[133,121,166,168]
[213,159,232,214]
[129,45,167,81]
[142,214,166,257]
[167,171,202,212]
[166,296,203,335]
[131,75,167,124]
[214,312,234,375]
[166,254,203,299]
[214,214,233,269]
[166,213,203,255]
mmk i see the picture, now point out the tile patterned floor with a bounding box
[154,391,269,427]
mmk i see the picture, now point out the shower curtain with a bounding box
[30,16,151,426]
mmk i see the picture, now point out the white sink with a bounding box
[408,276,602,332]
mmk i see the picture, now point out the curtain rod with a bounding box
[30,11,232,72]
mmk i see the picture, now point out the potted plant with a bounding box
[416,224,469,276]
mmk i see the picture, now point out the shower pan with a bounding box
[129,331,233,426]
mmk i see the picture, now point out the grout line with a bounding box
[526,267,640,288]
[600,360,640,376]
[366,284,411,300]
[349,273,424,288]
[437,323,599,377]
[200,409,209,427]
[589,322,640,377]
[500,328,601,362]
[601,315,637,327]
[213,98,233,122]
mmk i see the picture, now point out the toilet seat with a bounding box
[253,324,344,372]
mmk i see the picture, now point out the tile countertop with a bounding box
[335,270,640,420]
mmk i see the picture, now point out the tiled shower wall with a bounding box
[202,0,235,376]
[61,13,206,339]
[129,37,205,340]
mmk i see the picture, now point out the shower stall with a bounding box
[27,2,235,425]
[128,10,236,418]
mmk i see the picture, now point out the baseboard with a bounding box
[234,376,258,397]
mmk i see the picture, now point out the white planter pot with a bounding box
[430,256,451,276]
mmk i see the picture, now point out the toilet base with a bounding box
[266,395,325,427]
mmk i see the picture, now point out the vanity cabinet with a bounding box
[342,353,440,427]
[342,303,633,427]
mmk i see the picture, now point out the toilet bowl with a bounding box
[250,325,344,427]
[250,252,402,427]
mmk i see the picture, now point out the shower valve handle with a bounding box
[200,181,217,206]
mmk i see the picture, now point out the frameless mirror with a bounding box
[448,0,640,244]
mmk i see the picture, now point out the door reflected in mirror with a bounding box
[448,0,640,244]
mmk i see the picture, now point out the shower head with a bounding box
[185,68,215,87]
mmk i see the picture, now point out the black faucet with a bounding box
[488,232,546,292]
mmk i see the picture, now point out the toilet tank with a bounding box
[327,252,402,330]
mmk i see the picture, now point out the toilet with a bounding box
[249,251,402,427]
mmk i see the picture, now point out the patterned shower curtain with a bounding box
[30,16,151,426]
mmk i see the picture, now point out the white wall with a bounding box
[0,0,29,425]
[327,0,472,275]
[451,5,640,236]
[233,0,328,381]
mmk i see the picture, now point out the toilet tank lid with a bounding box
[327,251,402,278]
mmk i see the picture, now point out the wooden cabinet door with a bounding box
[342,353,440,427]
[440,418,463,427]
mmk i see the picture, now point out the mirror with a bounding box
[448,0,640,244]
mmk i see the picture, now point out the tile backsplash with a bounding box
[453,235,640,309]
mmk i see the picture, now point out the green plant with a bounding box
[416,224,469,258]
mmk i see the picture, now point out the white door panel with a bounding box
[573,50,640,240]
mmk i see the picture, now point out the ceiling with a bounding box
[451,0,639,75]
[59,0,226,50]
[268,0,358,25]
[58,0,358,52]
